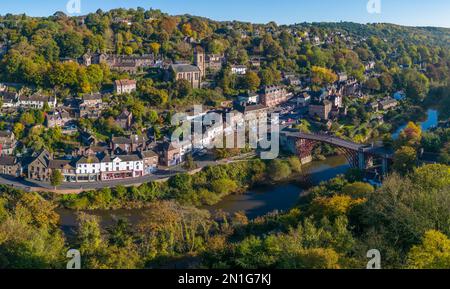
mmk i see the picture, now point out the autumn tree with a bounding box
[407,230,450,269]
[242,71,261,91]
[396,122,422,148]
[311,66,337,89]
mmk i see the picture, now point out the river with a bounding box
[57,109,440,231]
[392,109,439,139]
[57,155,350,232]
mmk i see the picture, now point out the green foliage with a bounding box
[407,230,450,269]
[267,159,292,182]
[393,146,418,175]
[0,189,66,268]
[50,170,63,188]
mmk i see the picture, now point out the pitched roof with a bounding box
[83,93,102,101]
[0,130,13,138]
[118,154,141,162]
[112,136,132,144]
[0,156,17,166]
[49,159,74,169]
[31,149,51,167]
[139,150,158,158]
[75,156,100,165]
[243,104,268,114]
[115,79,136,86]
[18,94,51,102]
[117,109,132,119]
[171,64,201,73]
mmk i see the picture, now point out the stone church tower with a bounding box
[194,45,205,80]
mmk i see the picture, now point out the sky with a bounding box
[0,0,449,28]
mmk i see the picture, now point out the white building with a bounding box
[114,79,137,94]
[74,154,144,182]
[18,95,57,109]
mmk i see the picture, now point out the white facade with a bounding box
[18,96,57,109]
[75,156,144,179]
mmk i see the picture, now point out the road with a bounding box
[0,152,256,193]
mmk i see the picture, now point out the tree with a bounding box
[50,170,63,189]
[13,123,25,138]
[57,32,84,58]
[149,42,161,55]
[311,66,337,88]
[379,73,394,92]
[393,146,417,175]
[364,77,381,92]
[401,69,430,103]
[396,122,422,148]
[342,182,374,198]
[295,119,312,133]
[287,157,302,173]
[309,195,365,219]
[360,164,450,255]
[242,71,261,91]
[168,174,192,192]
[282,248,341,269]
[210,178,239,196]
[183,154,197,170]
[174,79,192,98]
[268,160,292,181]
[407,230,450,269]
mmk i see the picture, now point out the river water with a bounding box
[57,109,440,231]
[392,109,439,139]
[57,155,350,231]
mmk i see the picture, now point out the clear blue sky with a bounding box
[0,0,449,28]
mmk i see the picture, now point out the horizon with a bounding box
[0,0,449,28]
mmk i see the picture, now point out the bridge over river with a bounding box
[280,129,394,176]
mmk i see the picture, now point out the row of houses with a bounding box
[1,93,57,109]
[26,149,159,183]
[81,52,157,74]
[237,85,291,109]
[368,97,399,112]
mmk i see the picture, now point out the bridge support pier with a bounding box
[358,150,366,170]
[382,157,388,176]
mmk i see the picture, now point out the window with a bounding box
[195,73,199,80]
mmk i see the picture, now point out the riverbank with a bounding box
[56,155,350,232]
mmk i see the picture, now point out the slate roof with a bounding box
[171,64,201,73]
[0,156,17,166]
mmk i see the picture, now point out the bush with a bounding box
[268,160,292,182]
[342,182,374,198]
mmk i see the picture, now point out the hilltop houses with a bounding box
[0,156,21,177]
[260,85,289,107]
[81,52,155,74]
[0,131,17,155]
[18,94,57,109]
[168,45,208,88]
[170,64,202,88]
[114,79,137,94]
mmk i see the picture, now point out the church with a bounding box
[169,45,205,89]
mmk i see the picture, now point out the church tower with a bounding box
[194,45,205,80]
